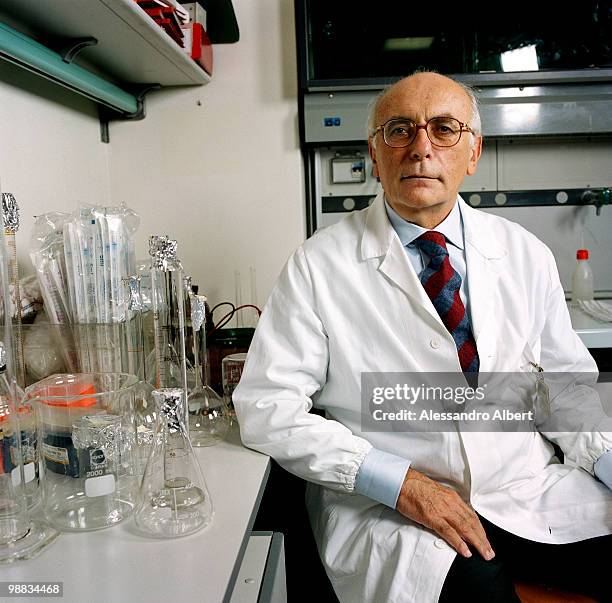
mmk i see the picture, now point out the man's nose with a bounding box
[408,126,432,159]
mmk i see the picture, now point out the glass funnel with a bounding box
[134,388,213,538]
[188,294,230,446]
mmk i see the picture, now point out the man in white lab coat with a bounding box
[233,72,612,602]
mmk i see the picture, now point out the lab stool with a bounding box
[514,581,599,602]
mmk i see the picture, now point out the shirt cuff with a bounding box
[594,449,612,490]
[354,448,411,508]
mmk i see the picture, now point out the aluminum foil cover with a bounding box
[126,276,143,312]
[148,235,181,271]
[153,387,185,432]
[184,275,193,294]
[190,294,207,332]
[2,193,19,232]
[72,414,121,451]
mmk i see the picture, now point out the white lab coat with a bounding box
[233,192,612,603]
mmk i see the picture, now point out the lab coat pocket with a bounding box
[315,490,386,580]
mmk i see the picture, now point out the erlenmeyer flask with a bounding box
[134,388,213,538]
[188,294,230,446]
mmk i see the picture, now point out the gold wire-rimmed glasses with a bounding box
[372,116,474,148]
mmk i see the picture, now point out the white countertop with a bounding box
[568,302,612,349]
[0,425,270,603]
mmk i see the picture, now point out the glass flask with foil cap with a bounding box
[148,236,188,395]
[134,388,213,538]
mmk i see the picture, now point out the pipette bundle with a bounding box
[29,203,139,376]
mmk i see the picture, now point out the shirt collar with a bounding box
[384,195,465,250]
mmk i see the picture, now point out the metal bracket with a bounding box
[98,84,161,143]
[58,37,98,63]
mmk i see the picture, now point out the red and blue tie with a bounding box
[415,231,479,373]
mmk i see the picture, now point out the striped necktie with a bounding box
[415,231,479,373]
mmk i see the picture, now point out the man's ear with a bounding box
[368,138,380,179]
[466,136,483,176]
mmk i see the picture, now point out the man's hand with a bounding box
[396,468,495,560]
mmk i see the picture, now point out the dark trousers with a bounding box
[439,515,612,602]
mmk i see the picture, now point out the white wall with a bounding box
[0,61,111,254]
[107,0,305,321]
[0,0,305,323]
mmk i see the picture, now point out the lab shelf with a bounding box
[0,0,211,87]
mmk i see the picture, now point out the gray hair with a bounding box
[367,71,482,148]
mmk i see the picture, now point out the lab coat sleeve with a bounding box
[354,448,412,508]
[233,246,373,492]
[537,246,612,474]
[594,449,612,490]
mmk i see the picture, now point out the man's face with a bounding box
[369,74,482,222]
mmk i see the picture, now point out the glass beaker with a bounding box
[221,353,247,422]
[134,388,213,538]
[26,372,139,531]
[0,380,58,562]
[188,294,230,446]
[0,362,39,510]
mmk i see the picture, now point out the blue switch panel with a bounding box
[324,117,342,127]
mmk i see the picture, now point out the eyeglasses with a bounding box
[372,117,474,148]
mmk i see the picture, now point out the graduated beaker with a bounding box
[26,372,139,531]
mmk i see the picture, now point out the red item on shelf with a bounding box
[191,22,213,75]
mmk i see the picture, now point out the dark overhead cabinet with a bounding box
[297,0,612,90]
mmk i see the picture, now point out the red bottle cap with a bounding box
[577,249,589,260]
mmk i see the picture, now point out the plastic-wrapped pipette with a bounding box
[29,212,78,373]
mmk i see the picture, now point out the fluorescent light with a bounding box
[384,37,435,51]
[500,44,539,72]
[0,22,138,114]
